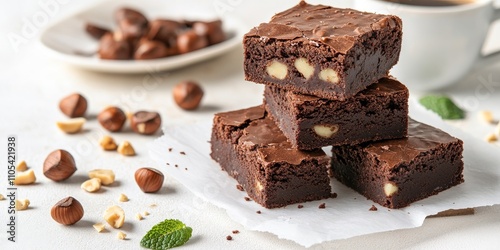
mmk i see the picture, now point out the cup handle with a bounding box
[474,8,500,69]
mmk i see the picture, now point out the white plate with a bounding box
[39,0,245,73]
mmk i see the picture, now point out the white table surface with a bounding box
[1,0,500,249]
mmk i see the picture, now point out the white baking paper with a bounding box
[149,99,500,247]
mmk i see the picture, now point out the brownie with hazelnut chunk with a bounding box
[330,119,464,209]
[244,1,402,100]
[264,77,409,150]
[210,105,332,209]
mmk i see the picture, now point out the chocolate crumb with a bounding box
[226,235,232,241]
[185,168,188,171]
[298,205,304,209]
[232,230,239,234]
[166,163,170,166]
[244,197,251,201]
[331,193,338,198]
[236,184,244,191]
[175,164,178,168]
[180,151,186,155]
[318,203,326,209]
[369,205,378,211]
[168,148,173,152]
[256,210,261,214]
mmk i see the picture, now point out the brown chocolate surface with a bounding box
[246,1,401,54]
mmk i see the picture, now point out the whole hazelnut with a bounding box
[85,23,110,40]
[135,168,164,193]
[176,30,208,54]
[193,20,225,45]
[173,81,204,110]
[146,19,183,46]
[130,111,162,135]
[43,149,77,182]
[98,106,126,132]
[134,40,169,60]
[59,93,87,118]
[115,8,148,42]
[51,196,84,225]
[98,33,132,60]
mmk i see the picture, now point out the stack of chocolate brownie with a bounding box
[211,1,464,209]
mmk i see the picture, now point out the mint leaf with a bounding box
[419,95,465,120]
[141,219,192,250]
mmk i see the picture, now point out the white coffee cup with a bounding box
[353,0,500,91]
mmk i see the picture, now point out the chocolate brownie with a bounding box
[264,77,409,150]
[331,119,464,209]
[210,105,332,209]
[244,1,402,100]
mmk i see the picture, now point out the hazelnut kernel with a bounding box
[266,60,288,80]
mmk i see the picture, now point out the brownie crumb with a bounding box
[185,168,188,171]
[244,197,251,201]
[175,164,178,168]
[318,203,326,209]
[168,148,173,152]
[166,163,170,166]
[369,205,378,211]
[180,151,186,155]
[297,205,304,209]
[232,230,239,234]
[331,193,338,198]
[236,185,244,191]
[256,210,261,214]
[226,235,232,241]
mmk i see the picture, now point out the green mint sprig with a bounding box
[140,219,192,250]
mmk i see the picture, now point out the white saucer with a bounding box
[39,0,246,73]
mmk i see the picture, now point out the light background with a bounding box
[1,0,500,249]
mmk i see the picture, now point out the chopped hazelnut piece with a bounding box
[81,178,102,193]
[14,169,36,185]
[485,133,497,143]
[16,160,28,171]
[15,199,30,211]
[93,223,105,233]
[117,231,127,240]
[99,135,118,151]
[135,213,143,221]
[118,193,129,202]
[117,141,136,156]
